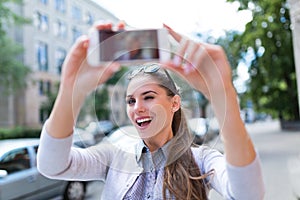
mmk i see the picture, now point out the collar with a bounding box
[135,139,146,162]
[135,139,172,162]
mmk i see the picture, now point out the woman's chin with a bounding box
[136,123,162,140]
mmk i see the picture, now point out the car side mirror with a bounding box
[0,169,8,178]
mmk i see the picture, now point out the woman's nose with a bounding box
[134,100,146,113]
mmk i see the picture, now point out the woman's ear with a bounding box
[171,95,181,112]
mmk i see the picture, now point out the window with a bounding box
[0,148,30,174]
[72,27,82,43]
[36,41,48,71]
[46,81,51,94]
[39,80,44,95]
[34,146,39,154]
[71,6,82,21]
[84,12,94,25]
[55,48,66,74]
[53,20,67,39]
[39,80,51,95]
[55,0,66,13]
[39,107,48,123]
[33,146,39,166]
[40,0,48,5]
[33,12,49,32]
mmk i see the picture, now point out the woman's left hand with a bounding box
[162,25,258,167]
[162,24,234,101]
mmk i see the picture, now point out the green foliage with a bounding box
[225,0,299,120]
[40,82,60,119]
[0,37,30,93]
[0,127,41,140]
[0,0,30,27]
[94,66,128,120]
[94,87,110,120]
[0,0,31,93]
[106,66,129,85]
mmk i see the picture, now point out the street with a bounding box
[251,120,300,200]
[75,120,300,200]
[209,120,300,200]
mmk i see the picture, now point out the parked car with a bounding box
[188,118,208,144]
[207,117,220,135]
[102,125,140,154]
[85,120,115,143]
[73,128,96,148]
[0,138,87,200]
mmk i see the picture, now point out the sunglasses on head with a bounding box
[127,63,178,94]
[127,63,160,79]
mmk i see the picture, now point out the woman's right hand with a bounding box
[46,22,124,138]
[60,22,124,99]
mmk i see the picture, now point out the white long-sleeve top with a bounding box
[37,124,265,200]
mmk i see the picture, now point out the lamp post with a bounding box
[288,0,300,117]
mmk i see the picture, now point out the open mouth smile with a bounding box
[136,117,152,127]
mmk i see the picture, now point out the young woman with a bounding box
[37,22,265,199]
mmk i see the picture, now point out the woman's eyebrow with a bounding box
[141,90,158,96]
[126,90,158,99]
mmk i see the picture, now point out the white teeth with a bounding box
[136,118,151,123]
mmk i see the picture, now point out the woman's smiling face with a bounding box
[126,76,178,141]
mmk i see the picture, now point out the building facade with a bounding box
[1,0,120,127]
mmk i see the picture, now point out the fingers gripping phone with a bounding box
[87,28,171,66]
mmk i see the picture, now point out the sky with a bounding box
[95,0,252,38]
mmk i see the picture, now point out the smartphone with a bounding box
[87,28,171,66]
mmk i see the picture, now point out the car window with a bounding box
[33,145,39,166]
[0,147,30,174]
[34,145,39,154]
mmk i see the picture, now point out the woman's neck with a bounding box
[143,128,173,152]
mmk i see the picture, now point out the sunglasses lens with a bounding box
[129,68,141,79]
[144,64,160,73]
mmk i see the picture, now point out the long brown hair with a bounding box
[163,107,210,200]
[128,64,213,199]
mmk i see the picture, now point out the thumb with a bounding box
[163,24,182,43]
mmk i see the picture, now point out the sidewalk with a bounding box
[245,120,281,134]
[209,120,300,200]
[207,120,284,151]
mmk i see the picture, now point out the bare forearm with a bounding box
[47,87,86,138]
[211,86,256,166]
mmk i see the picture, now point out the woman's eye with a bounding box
[126,98,135,105]
[144,96,154,100]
